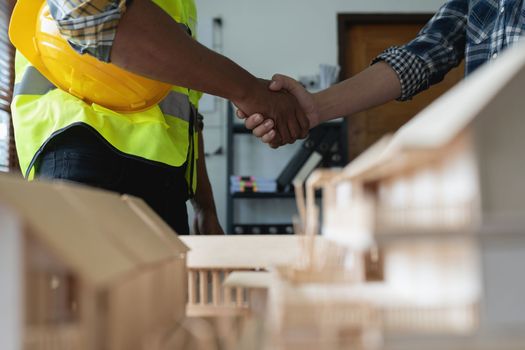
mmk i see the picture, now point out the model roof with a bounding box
[0,174,188,288]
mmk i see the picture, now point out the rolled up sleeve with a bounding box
[372,47,429,101]
[46,0,130,62]
[373,0,468,101]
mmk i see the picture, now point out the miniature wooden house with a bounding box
[180,235,302,318]
[0,174,189,350]
[301,169,378,283]
[289,39,525,348]
[265,275,384,350]
[338,40,525,236]
[373,37,525,350]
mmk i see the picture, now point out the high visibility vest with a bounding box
[11,0,201,194]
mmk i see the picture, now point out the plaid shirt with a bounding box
[47,0,130,62]
[375,0,525,100]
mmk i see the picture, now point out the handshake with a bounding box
[234,75,321,148]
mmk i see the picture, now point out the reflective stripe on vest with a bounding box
[13,66,195,124]
[11,0,201,195]
[159,90,192,122]
[13,66,55,96]
[12,59,199,194]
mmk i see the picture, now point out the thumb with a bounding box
[236,108,248,119]
[269,80,283,91]
[271,74,302,95]
[270,73,294,91]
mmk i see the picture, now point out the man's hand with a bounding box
[238,75,320,147]
[234,79,309,145]
[193,209,225,235]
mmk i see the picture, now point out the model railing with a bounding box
[186,268,255,317]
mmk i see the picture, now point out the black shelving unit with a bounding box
[226,103,347,234]
[232,192,296,199]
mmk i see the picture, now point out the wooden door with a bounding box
[339,15,464,161]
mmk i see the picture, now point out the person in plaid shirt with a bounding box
[242,0,525,147]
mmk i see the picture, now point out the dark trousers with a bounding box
[35,126,190,235]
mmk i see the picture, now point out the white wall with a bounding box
[191,0,445,231]
[196,0,444,79]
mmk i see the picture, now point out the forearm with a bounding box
[313,0,467,123]
[313,62,401,123]
[111,0,259,105]
[191,130,219,214]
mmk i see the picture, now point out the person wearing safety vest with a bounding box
[241,0,525,146]
[9,0,310,234]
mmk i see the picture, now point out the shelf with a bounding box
[231,223,294,235]
[226,102,348,233]
[231,191,323,199]
[232,192,296,199]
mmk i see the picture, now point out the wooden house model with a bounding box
[263,39,525,350]
[0,174,189,350]
[180,235,303,318]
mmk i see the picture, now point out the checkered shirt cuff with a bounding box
[372,46,430,101]
[48,0,130,63]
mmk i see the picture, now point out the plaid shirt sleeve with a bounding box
[46,0,130,62]
[373,0,469,101]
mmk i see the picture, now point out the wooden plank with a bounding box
[186,305,250,318]
[188,270,197,305]
[212,271,220,306]
[224,270,233,306]
[236,288,244,307]
[171,259,187,322]
[223,271,272,290]
[199,270,207,305]
[181,235,302,269]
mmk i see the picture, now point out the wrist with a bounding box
[310,92,324,126]
[230,77,263,107]
[231,78,265,113]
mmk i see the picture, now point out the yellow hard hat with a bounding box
[9,0,172,113]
